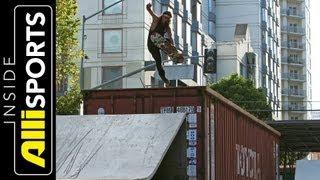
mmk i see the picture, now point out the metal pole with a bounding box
[80,15,85,90]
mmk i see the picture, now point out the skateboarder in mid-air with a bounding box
[146,3,184,87]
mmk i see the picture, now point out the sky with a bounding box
[311,0,320,109]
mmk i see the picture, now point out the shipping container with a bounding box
[83,86,281,180]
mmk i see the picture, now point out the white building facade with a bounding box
[77,0,216,89]
[280,0,311,120]
[215,0,281,120]
[215,24,257,83]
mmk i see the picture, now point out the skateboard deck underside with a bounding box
[150,32,184,63]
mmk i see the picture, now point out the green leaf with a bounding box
[56,0,83,115]
[209,73,272,121]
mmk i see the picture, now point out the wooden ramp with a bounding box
[56,113,186,179]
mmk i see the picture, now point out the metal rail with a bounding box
[91,55,205,90]
[91,59,172,90]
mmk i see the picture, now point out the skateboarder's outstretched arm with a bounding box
[146,3,158,19]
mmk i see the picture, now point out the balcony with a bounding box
[281,26,305,35]
[281,73,306,82]
[281,41,304,50]
[281,57,305,66]
[282,104,306,113]
[288,42,304,50]
[281,9,305,18]
[281,89,306,97]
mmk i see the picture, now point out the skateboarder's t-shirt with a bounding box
[149,18,166,37]
[149,25,173,45]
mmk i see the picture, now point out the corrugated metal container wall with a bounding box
[211,98,279,180]
[83,87,280,180]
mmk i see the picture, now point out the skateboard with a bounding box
[150,32,184,63]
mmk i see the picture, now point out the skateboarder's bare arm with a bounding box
[146,3,160,31]
[146,3,158,20]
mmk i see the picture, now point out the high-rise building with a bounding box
[215,24,257,82]
[77,0,216,90]
[215,0,282,120]
[280,0,311,120]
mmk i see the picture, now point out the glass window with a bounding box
[152,0,161,15]
[103,29,122,53]
[240,63,246,77]
[186,24,191,45]
[191,1,197,20]
[262,76,266,87]
[208,0,212,11]
[289,69,298,74]
[262,9,267,22]
[182,23,186,45]
[173,14,178,35]
[104,0,122,14]
[185,0,191,11]
[197,34,202,52]
[177,16,182,38]
[191,32,197,50]
[209,21,214,36]
[102,66,123,88]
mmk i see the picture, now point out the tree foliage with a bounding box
[56,0,83,114]
[280,151,308,173]
[209,74,272,121]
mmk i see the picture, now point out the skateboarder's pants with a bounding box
[147,44,169,83]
